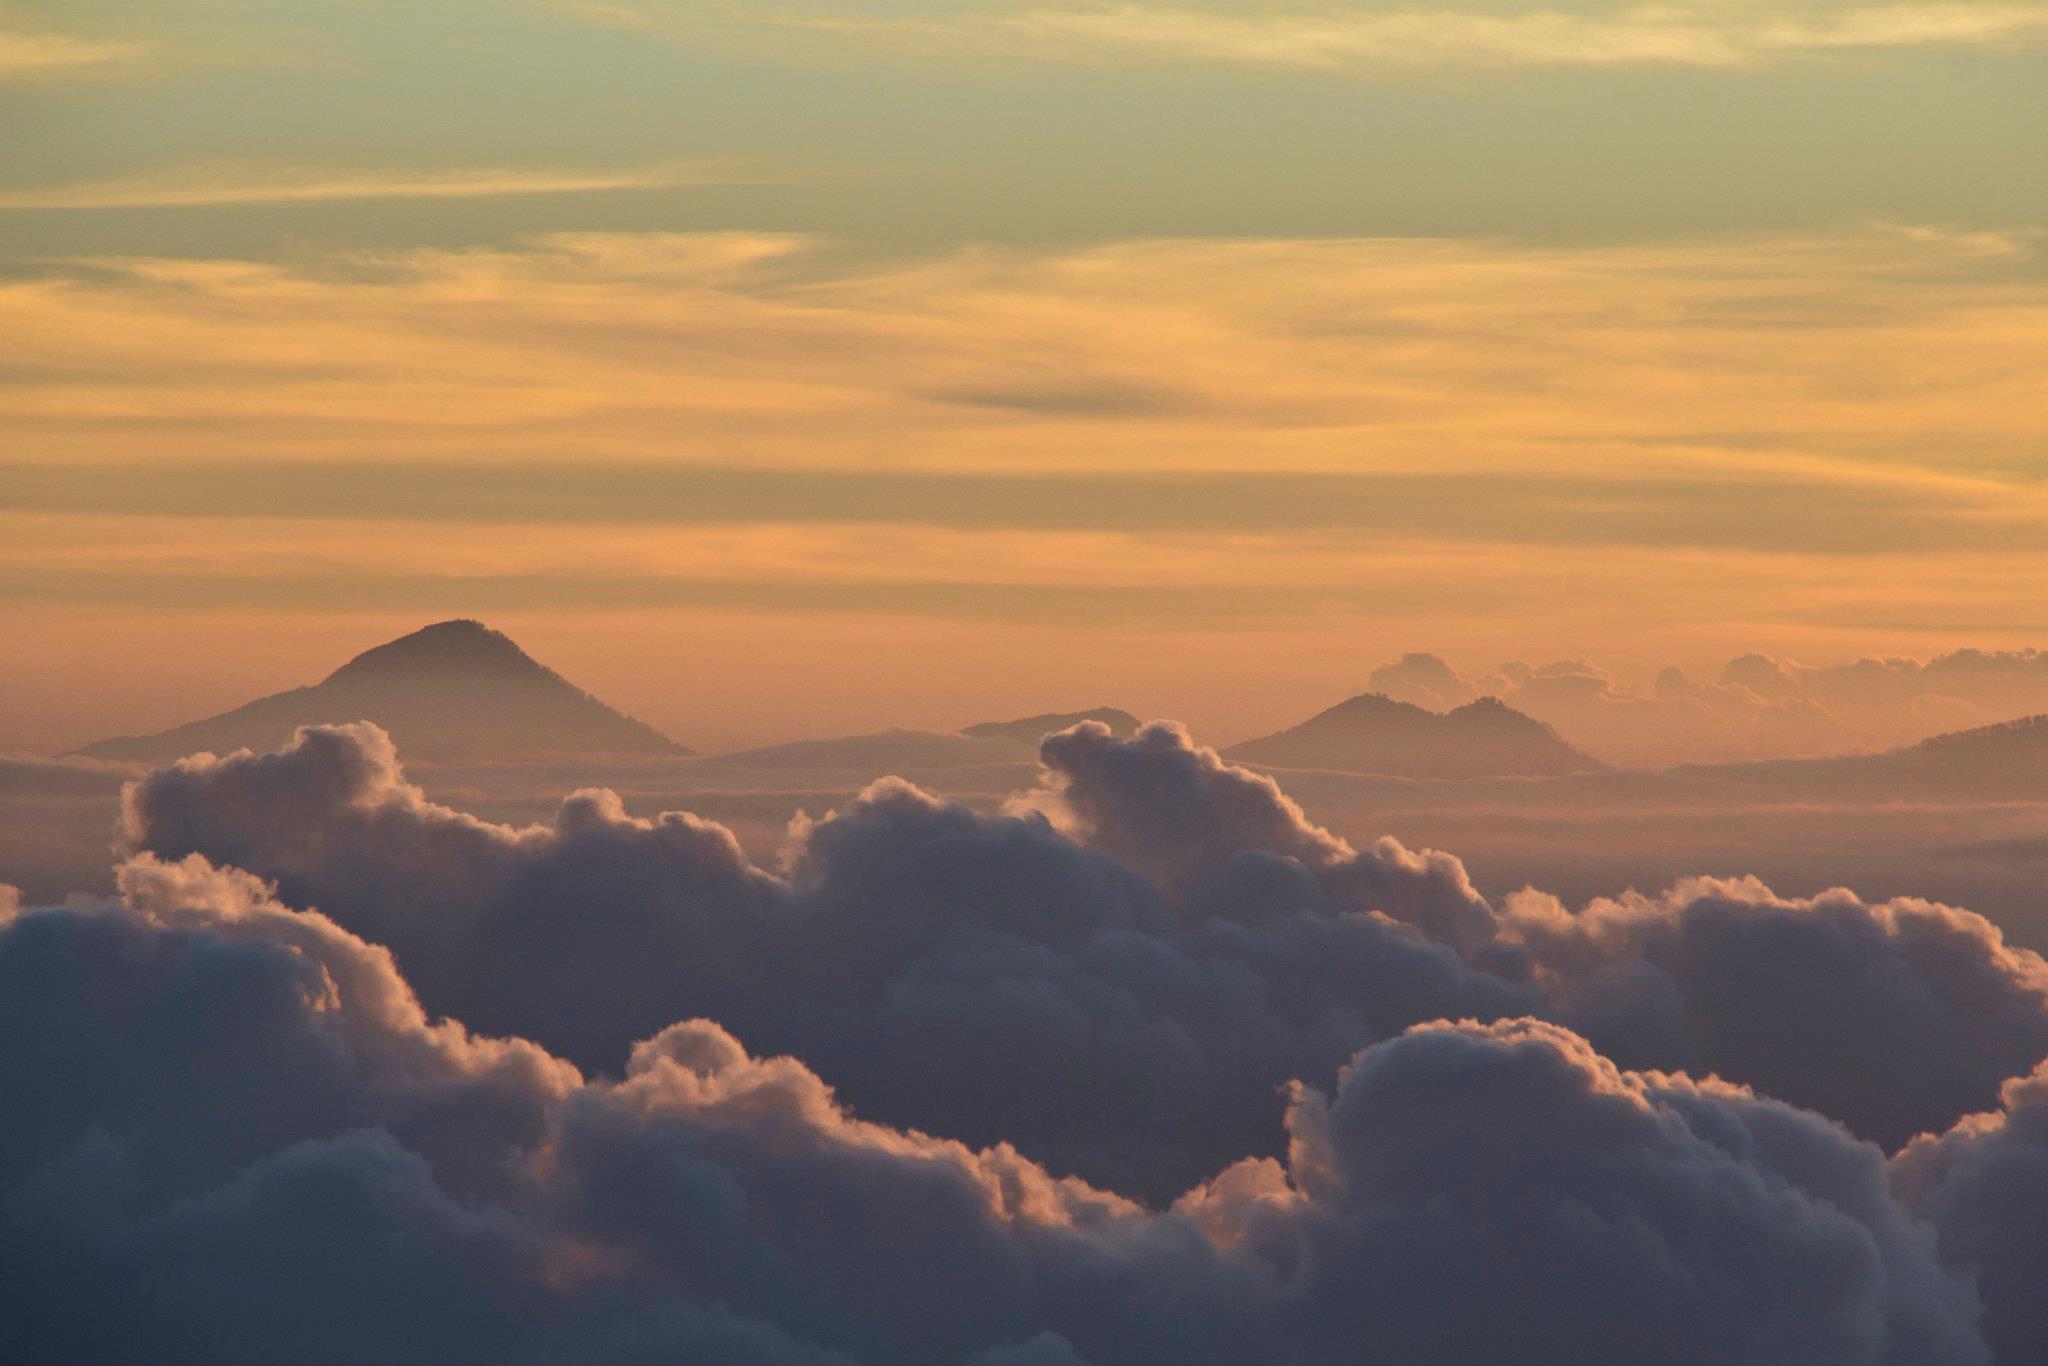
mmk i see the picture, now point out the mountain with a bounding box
[700,709,1141,775]
[76,620,689,764]
[703,728,1034,772]
[1913,712,2048,765]
[960,708,1141,747]
[1676,711,2048,800]
[1224,693,1602,779]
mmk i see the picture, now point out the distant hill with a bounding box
[961,708,1141,747]
[1679,711,2048,800]
[1224,693,1602,779]
[701,709,1138,774]
[76,620,689,764]
[703,728,1035,772]
[1913,712,2048,758]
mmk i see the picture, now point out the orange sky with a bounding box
[5,5,2048,754]
[6,227,2048,752]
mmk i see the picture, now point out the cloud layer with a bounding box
[121,721,2048,1195]
[0,28,142,78]
[0,852,2000,1364]
[0,159,778,211]
[1894,1058,2048,1363]
[779,2,2048,71]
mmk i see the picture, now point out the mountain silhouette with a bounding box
[1680,711,2048,800]
[1225,693,1602,779]
[960,708,1141,746]
[703,728,1035,772]
[76,620,688,763]
[701,710,1139,773]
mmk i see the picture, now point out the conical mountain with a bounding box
[76,620,689,764]
[1225,693,1600,779]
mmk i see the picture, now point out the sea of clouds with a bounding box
[6,720,2047,1364]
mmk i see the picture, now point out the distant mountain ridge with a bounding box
[76,620,689,764]
[1914,712,2048,753]
[1677,709,2048,800]
[1225,692,1602,779]
[702,729,1031,771]
[702,709,1142,771]
[961,708,1141,746]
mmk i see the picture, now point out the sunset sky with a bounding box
[5,0,2048,751]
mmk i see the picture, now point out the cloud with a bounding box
[1894,1059,2048,1364]
[0,858,1995,1362]
[1364,652,1851,767]
[1723,648,2048,739]
[1360,644,2048,768]
[776,3,2048,71]
[1502,875,2048,1152]
[119,722,1530,1199]
[1031,719,1501,952]
[119,719,2048,1201]
[1188,1017,1985,1364]
[5,227,2043,485]
[0,29,143,79]
[0,158,780,211]
[7,224,2048,670]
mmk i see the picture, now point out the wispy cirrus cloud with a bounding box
[0,28,143,78]
[773,2,2048,70]
[0,158,786,211]
[3,224,2045,702]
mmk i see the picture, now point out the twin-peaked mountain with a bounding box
[1225,692,1603,779]
[76,620,690,764]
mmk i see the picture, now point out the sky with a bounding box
[4,0,2048,751]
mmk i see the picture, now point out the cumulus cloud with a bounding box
[120,720,2048,1205]
[1894,1060,2048,1364]
[1366,651,1850,767]
[1364,645,2048,767]
[1723,647,2048,743]
[0,860,1997,1362]
[1502,877,2048,1152]
[122,722,1530,1198]
[1182,1017,1985,1365]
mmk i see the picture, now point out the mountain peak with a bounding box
[77,620,689,763]
[322,619,544,686]
[1325,692,1428,718]
[1224,690,1600,778]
